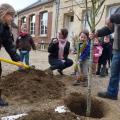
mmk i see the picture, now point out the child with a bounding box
[96,35,112,76]
[0,3,22,106]
[92,38,103,74]
[73,30,90,86]
[16,23,36,65]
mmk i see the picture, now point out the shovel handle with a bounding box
[0,57,30,69]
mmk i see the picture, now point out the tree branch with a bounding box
[85,0,92,29]
[74,11,83,21]
[95,5,105,26]
[95,0,106,16]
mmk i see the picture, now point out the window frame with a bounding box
[30,14,35,36]
[40,11,48,37]
[107,5,120,18]
[82,10,91,31]
[21,16,26,24]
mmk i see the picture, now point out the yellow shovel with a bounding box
[0,57,32,69]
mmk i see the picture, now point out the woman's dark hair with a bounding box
[79,29,89,38]
[61,28,68,39]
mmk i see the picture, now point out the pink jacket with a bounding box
[93,45,103,63]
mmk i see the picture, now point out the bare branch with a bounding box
[90,0,96,30]
[74,11,83,21]
[95,5,105,26]
[85,0,92,29]
[74,0,86,8]
[95,0,106,16]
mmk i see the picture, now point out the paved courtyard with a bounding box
[0,48,75,76]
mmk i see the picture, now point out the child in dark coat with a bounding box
[16,23,36,65]
[96,35,112,76]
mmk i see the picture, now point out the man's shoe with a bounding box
[57,69,64,75]
[98,92,118,100]
[0,99,8,107]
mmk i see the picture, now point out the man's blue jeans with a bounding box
[49,58,73,71]
[107,51,120,97]
[20,50,29,65]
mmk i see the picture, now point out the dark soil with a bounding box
[1,69,65,103]
[64,92,110,119]
[18,110,85,120]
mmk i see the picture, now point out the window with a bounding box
[82,11,91,31]
[70,16,74,22]
[21,17,26,24]
[107,6,120,18]
[107,6,120,38]
[40,12,48,36]
[30,15,35,35]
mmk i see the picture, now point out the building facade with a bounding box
[57,0,120,49]
[17,0,120,50]
[17,0,54,50]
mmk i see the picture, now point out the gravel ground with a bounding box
[0,48,120,120]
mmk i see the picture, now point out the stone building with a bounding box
[17,0,120,50]
[17,0,54,50]
[58,0,120,49]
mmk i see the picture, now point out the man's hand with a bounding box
[89,32,98,40]
[105,18,113,29]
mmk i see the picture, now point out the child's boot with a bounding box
[80,76,88,87]
[96,64,101,75]
[73,74,84,86]
[100,65,106,77]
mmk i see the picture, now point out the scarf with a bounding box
[19,31,28,37]
[58,39,67,60]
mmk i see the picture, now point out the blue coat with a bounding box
[79,40,90,61]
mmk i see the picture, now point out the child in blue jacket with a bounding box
[73,30,90,86]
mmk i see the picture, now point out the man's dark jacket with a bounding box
[97,7,120,51]
[0,22,20,61]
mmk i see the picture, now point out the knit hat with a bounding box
[0,3,15,20]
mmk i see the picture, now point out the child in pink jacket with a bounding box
[93,38,103,74]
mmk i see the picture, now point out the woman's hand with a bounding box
[52,38,58,44]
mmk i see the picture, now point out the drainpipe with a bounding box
[54,0,60,37]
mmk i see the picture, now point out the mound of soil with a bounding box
[1,69,65,103]
[18,110,85,120]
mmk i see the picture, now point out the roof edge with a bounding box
[18,0,54,14]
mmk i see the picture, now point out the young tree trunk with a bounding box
[85,0,106,117]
